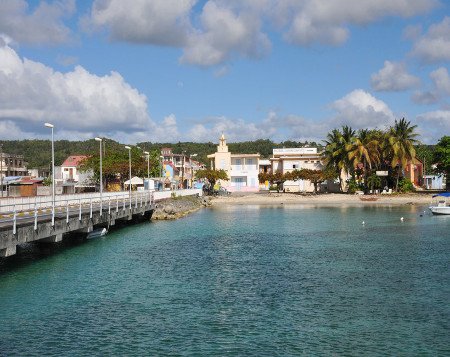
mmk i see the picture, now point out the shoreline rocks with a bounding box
[152,195,212,220]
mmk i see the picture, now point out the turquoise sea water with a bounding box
[0,204,449,356]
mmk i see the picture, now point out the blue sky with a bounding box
[0,0,449,144]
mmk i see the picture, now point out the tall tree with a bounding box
[387,118,419,191]
[346,129,380,190]
[195,169,228,194]
[322,126,355,192]
[433,136,450,191]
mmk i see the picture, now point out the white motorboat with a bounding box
[87,228,108,239]
[429,193,450,215]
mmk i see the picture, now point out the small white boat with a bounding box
[429,193,450,215]
[87,228,108,239]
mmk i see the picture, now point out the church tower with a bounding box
[217,133,228,153]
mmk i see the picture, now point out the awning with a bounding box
[124,176,144,185]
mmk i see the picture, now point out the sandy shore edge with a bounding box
[211,192,434,206]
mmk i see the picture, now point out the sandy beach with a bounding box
[211,192,435,206]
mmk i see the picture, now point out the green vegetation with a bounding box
[258,168,336,193]
[433,136,450,190]
[195,169,228,189]
[1,138,322,169]
[323,118,424,193]
[398,178,414,193]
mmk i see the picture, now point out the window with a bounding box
[220,159,225,169]
[293,164,298,169]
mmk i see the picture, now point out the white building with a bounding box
[270,147,324,192]
[207,135,260,192]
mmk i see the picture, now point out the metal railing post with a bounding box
[66,200,69,223]
[34,204,38,231]
[13,206,17,235]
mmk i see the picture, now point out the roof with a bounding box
[124,176,144,185]
[61,155,88,167]
[230,154,260,158]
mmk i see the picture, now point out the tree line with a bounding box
[322,119,449,192]
[0,138,322,169]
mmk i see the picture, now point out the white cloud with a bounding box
[186,115,275,142]
[278,0,437,46]
[331,89,395,128]
[416,110,450,143]
[0,0,75,45]
[412,67,450,105]
[371,61,420,91]
[84,0,195,46]
[0,43,153,140]
[180,1,271,66]
[412,16,450,63]
[82,0,437,67]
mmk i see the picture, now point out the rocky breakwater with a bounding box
[152,195,212,220]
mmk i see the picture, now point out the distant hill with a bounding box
[0,138,324,169]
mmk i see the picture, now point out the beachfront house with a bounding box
[56,155,94,193]
[270,147,326,193]
[161,148,197,188]
[207,134,260,192]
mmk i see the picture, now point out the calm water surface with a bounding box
[0,204,449,356]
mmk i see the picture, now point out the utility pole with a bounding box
[181,151,185,189]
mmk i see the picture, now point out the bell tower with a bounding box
[218,133,228,153]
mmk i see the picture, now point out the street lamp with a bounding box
[44,122,55,226]
[125,146,132,200]
[95,137,103,203]
[190,153,198,189]
[144,151,150,182]
[160,155,164,191]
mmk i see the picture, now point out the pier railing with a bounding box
[1,191,153,234]
[0,188,202,214]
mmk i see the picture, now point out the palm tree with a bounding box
[323,126,355,191]
[346,129,381,190]
[323,129,343,190]
[387,118,419,191]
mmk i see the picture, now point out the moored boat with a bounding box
[87,228,108,239]
[429,193,450,215]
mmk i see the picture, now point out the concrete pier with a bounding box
[0,192,155,257]
[0,189,203,258]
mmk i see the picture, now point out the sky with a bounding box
[0,0,449,145]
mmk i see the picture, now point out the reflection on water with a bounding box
[0,205,449,356]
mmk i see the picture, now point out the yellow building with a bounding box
[207,134,261,192]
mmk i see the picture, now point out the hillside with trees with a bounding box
[1,138,323,169]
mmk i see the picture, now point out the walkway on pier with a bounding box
[0,189,202,257]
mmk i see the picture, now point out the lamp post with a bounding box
[144,151,150,182]
[190,153,198,188]
[95,137,103,201]
[125,146,132,200]
[44,122,55,225]
[160,155,164,191]
[181,151,186,189]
